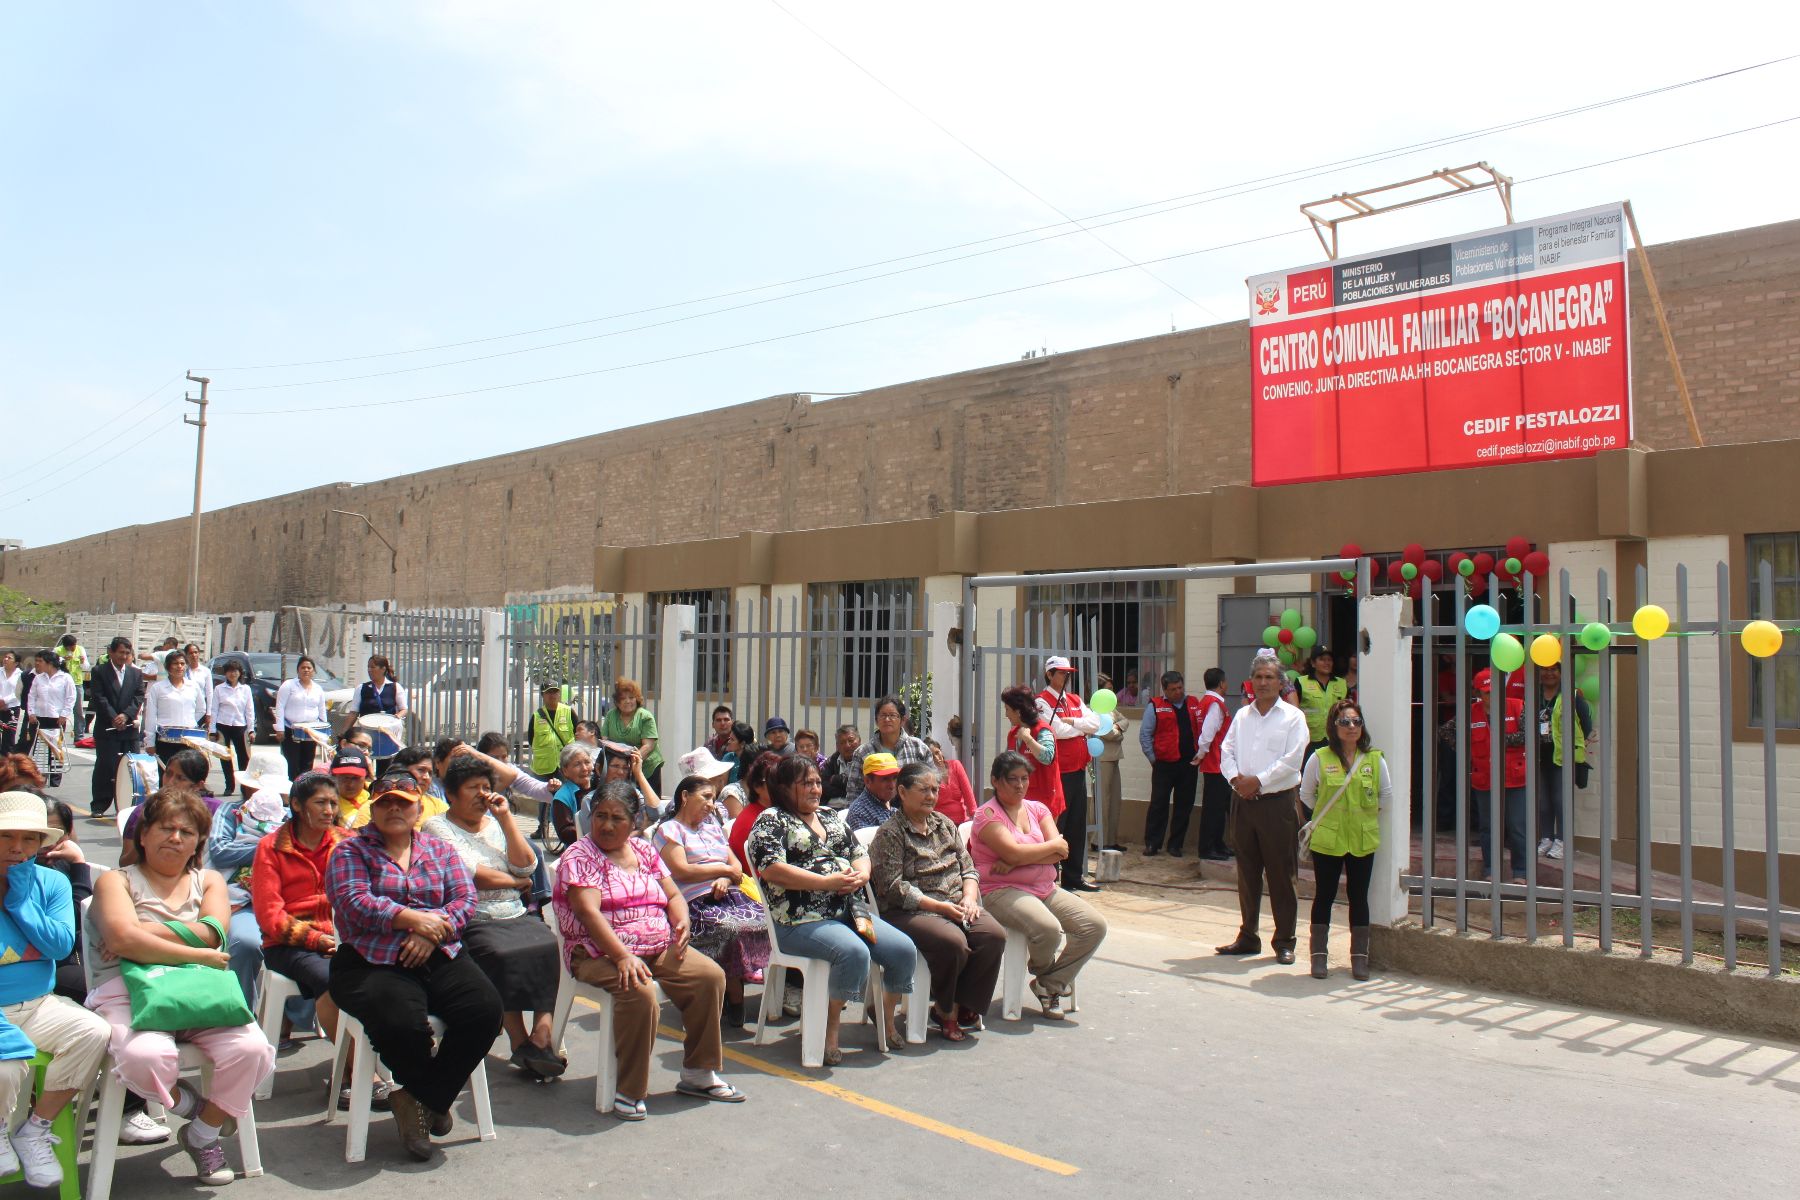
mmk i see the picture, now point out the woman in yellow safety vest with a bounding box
[527,682,579,777]
[1299,698,1392,981]
[1294,648,1348,762]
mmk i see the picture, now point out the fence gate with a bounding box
[684,590,929,757]
[367,608,485,744]
[505,602,653,758]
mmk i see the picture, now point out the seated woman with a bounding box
[550,743,596,849]
[869,763,1006,1041]
[924,738,978,826]
[325,777,504,1162]
[653,774,769,1028]
[422,757,564,1081]
[972,751,1107,1021]
[746,756,916,1065]
[554,781,743,1119]
[250,771,368,1107]
[724,751,783,877]
[87,789,275,1186]
[0,790,113,1191]
[32,796,92,1003]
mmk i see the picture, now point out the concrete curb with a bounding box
[1372,921,1800,1044]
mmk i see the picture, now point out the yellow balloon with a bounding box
[1632,604,1670,641]
[1529,634,1563,668]
[1743,620,1784,659]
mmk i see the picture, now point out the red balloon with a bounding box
[1506,536,1531,560]
[1340,542,1362,560]
[1386,560,1406,584]
[1524,550,1550,577]
[1421,558,1444,581]
[1448,552,1469,572]
[1410,577,1426,600]
[1403,542,1426,564]
[1473,552,1495,575]
[1277,628,1294,645]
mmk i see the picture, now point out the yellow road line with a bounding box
[570,995,1078,1176]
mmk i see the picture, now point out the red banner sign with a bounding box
[1248,205,1632,486]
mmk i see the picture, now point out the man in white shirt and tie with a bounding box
[1216,650,1310,963]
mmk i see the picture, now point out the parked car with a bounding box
[404,657,482,744]
[209,653,348,744]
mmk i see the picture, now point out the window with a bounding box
[1023,577,1177,705]
[806,579,921,701]
[1747,534,1800,729]
[647,589,734,695]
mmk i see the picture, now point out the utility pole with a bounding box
[184,371,210,613]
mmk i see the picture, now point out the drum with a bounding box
[116,752,161,813]
[156,726,206,751]
[357,713,405,759]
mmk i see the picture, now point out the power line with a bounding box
[0,407,185,515]
[765,0,1216,320]
[0,377,185,504]
[191,50,1799,376]
[220,111,1800,422]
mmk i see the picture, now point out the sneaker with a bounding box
[0,1132,16,1178]
[10,1120,61,1189]
[178,1124,234,1186]
[338,1080,395,1112]
[782,989,803,1018]
[119,1109,173,1144]
[1548,839,1564,861]
[1537,838,1552,856]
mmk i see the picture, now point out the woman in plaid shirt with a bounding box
[325,778,504,1163]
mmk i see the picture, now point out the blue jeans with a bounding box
[774,915,915,1003]
[1472,786,1528,881]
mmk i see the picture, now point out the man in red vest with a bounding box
[1194,668,1233,861]
[1138,670,1204,857]
[1037,655,1100,892]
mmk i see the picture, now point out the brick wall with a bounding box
[6,218,1798,613]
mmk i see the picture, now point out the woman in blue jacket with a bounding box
[0,790,113,1189]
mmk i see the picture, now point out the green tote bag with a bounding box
[120,916,255,1032]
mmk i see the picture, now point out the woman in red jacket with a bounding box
[251,771,359,1099]
[1465,668,1528,884]
[1001,686,1064,820]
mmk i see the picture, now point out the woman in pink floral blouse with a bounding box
[554,780,745,1120]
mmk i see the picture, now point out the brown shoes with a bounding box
[1214,937,1261,955]
[388,1088,436,1161]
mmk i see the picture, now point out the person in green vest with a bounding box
[599,676,664,795]
[1294,648,1348,763]
[1299,697,1392,980]
[55,634,91,738]
[526,682,579,777]
[1534,663,1592,863]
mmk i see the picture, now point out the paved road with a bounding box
[36,759,1800,1198]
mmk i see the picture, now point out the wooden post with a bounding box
[1624,201,1703,447]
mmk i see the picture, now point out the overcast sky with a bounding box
[3,1,1796,549]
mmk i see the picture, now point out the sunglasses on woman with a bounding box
[1335,716,1363,728]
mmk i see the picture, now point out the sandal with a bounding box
[611,1095,648,1122]
[822,1046,842,1067]
[933,1010,966,1042]
[674,1080,747,1103]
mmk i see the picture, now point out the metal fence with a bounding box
[504,602,654,754]
[684,591,928,753]
[1407,562,1796,977]
[367,608,485,743]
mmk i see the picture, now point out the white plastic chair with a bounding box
[325,1013,496,1164]
[80,898,265,1200]
[546,914,664,1112]
[752,883,887,1067]
[252,966,301,1100]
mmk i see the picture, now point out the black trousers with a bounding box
[280,733,318,783]
[1199,771,1233,856]
[1310,851,1374,926]
[329,945,503,1115]
[1057,768,1090,887]
[1143,760,1199,853]
[91,727,136,815]
[216,725,250,793]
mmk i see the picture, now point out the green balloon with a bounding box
[1262,626,1280,648]
[1578,670,1601,697]
[1280,607,1302,631]
[1504,556,1523,574]
[1294,625,1318,649]
[1277,646,1296,665]
[1457,558,1476,577]
[1580,621,1613,652]
[1339,568,1356,582]
[1490,633,1526,673]
[1401,562,1418,581]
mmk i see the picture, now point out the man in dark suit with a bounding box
[89,636,144,818]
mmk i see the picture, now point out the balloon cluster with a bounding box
[1260,608,1317,667]
[1346,538,1552,601]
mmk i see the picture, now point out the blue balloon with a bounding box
[1465,604,1502,641]
[1094,713,1115,736]
[1086,736,1105,758]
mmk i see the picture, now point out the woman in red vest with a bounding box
[1466,668,1528,884]
[1001,687,1063,820]
[1036,657,1100,892]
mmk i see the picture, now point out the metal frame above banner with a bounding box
[1300,163,1515,260]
